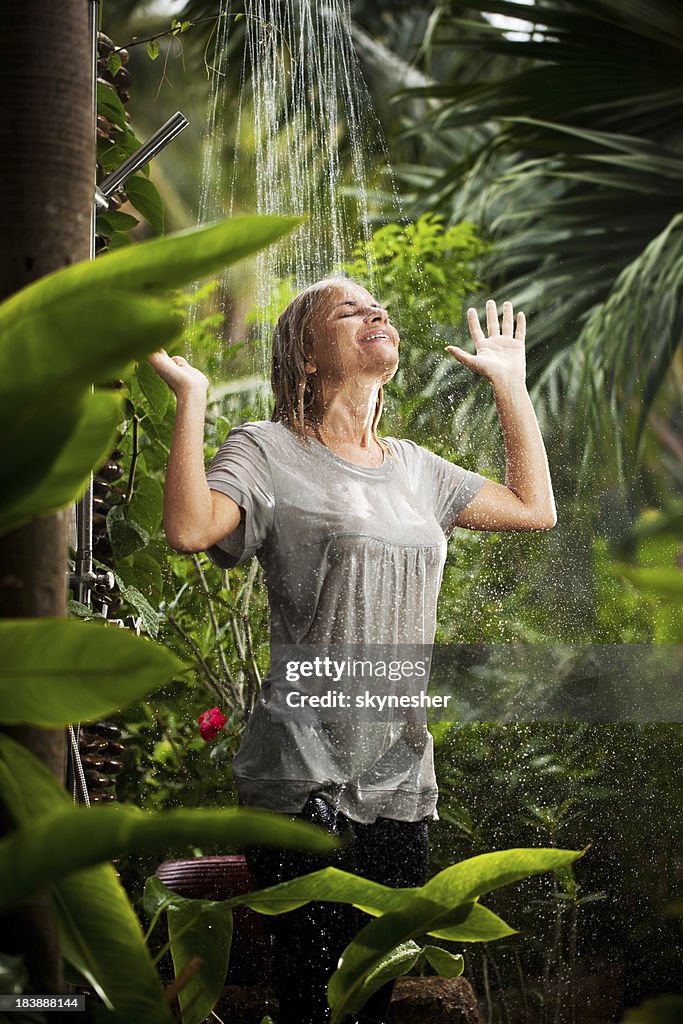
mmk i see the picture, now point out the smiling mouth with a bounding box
[360,331,392,343]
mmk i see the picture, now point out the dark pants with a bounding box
[245,796,430,1024]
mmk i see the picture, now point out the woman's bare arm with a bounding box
[446,300,557,532]
[145,350,242,552]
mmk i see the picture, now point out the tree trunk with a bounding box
[0,1,95,993]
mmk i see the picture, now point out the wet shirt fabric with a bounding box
[205,420,486,823]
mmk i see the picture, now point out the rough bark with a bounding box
[0,1,95,993]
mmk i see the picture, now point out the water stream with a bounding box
[196,0,391,399]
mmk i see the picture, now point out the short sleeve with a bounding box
[204,425,275,568]
[389,438,487,538]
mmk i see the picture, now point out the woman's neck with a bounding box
[307,383,379,449]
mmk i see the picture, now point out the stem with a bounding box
[164,610,227,703]
[242,613,263,717]
[153,909,204,967]
[143,896,175,945]
[116,12,292,62]
[150,704,184,770]
[154,30,178,102]
[552,889,564,1024]
[191,554,241,706]
[203,15,221,79]
[125,414,139,503]
[229,609,246,661]
[239,557,260,609]
[569,901,578,1024]
[487,946,512,1024]
[514,947,531,1022]
[240,559,263,715]
[115,15,223,53]
[482,948,494,1024]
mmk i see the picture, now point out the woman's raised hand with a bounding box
[145,348,209,396]
[446,299,526,387]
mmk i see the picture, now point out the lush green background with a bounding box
[58,1,683,1020]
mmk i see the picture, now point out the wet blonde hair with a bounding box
[270,276,386,446]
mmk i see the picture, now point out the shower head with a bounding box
[95,110,189,208]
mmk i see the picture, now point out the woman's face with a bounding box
[306,280,400,387]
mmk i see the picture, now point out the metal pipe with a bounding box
[77,110,190,605]
[97,110,189,201]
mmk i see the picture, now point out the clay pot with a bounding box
[155,855,272,986]
[387,976,484,1024]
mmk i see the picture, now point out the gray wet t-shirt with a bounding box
[204,420,486,823]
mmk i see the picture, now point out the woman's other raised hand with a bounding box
[446,300,526,388]
[146,348,209,396]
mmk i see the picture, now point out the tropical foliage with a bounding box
[0,624,579,1022]
[397,0,683,476]
[3,1,682,1020]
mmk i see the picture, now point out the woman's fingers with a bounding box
[467,307,485,345]
[145,348,174,368]
[501,301,514,338]
[515,311,526,342]
[486,299,499,338]
[475,300,523,339]
[445,344,479,372]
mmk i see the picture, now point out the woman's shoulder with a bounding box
[227,420,289,441]
[224,420,303,458]
[382,435,426,463]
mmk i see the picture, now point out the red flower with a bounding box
[197,706,228,741]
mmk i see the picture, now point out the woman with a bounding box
[147,278,556,1024]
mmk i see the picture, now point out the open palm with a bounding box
[446,299,526,385]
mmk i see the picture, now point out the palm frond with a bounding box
[397,0,683,474]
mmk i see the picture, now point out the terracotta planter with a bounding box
[155,855,272,986]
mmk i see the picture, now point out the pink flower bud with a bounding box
[197,706,228,741]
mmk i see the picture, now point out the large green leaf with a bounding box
[0,215,301,332]
[342,941,464,1017]
[0,292,180,400]
[217,863,514,941]
[125,174,165,235]
[0,735,341,913]
[143,879,233,1024]
[193,853,564,1022]
[53,869,173,1024]
[168,902,233,1024]
[0,735,172,1023]
[618,566,683,601]
[327,847,584,1022]
[0,389,122,537]
[143,851,567,1024]
[351,941,423,1011]
[0,214,298,534]
[422,944,464,978]
[0,736,338,1021]
[126,477,165,541]
[0,292,180,517]
[620,995,683,1023]
[0,619,184,727]
[0,803,341,915]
